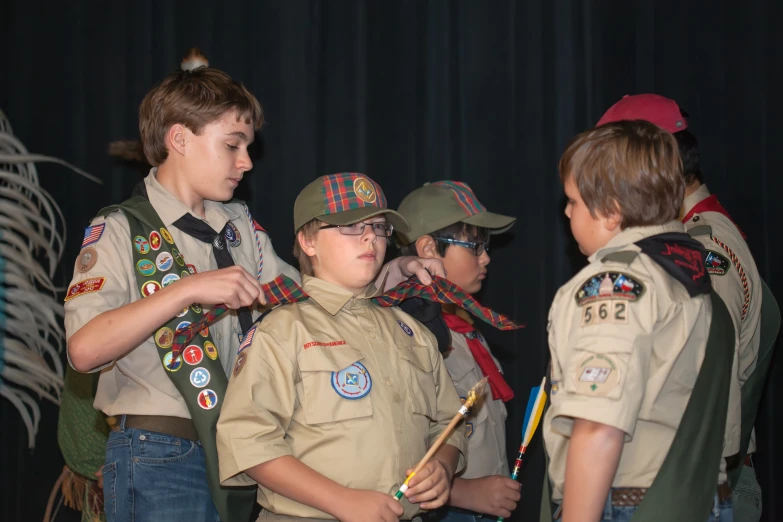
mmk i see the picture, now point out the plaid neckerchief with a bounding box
[170,274,522,364]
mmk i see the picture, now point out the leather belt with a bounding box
[123,414,199,441]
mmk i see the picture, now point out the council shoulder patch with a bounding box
[575,272,645,306]
[65,277,106,301]
[705,250,731,276]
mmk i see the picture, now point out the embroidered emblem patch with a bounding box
[176,306,189,318]
[181,270,191,278]
[353,177,377,204]
[155,327,174,349]
[191,303,202,314]
[161,273,180,287]
[156,252,173,272]
[149,231,162,251]
[171,248,185,266]
[160,228,174,244]
[186,264,198,275]
[134,236,150,254]
[183,345,204,365]
[238,326,257,353]
[225,222,241,248]
[76,247,98,273]
[575,272,645,306]
[397,320,414,336]
[204,341,218,360]
[332,361,372,400]
[233,351,248,377]
[141,280,161,297]
[573,353,620,396]
[705,250,730,276]
[65,277,106,301]
[190,367,210,388]
[136,259,156,277]
[176,321,191,331]
[82,224,105,247]
[199,327,209,338]
[163,351,183,372]
[198,389,218,410]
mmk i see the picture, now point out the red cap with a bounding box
[596,94,687,134]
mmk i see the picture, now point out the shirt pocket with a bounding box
[398,344,437,420]
[297,345,373,425]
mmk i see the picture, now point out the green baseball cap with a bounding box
[396,181,516,245]
[294,172,410,233]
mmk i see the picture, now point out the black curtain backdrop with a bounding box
[1,2,781,521]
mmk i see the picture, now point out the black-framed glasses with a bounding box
[434,237,489,256]
[319,221,394,237]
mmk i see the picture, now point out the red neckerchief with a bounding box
[682,194,747,239]
[442,311,514,402]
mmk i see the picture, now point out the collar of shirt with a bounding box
[144,168,241,231]
[301,275,379,315]
[681,183,712,218]
[589,220,687,263]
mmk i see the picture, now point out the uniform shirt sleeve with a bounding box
[64,214,134,372]
[217,323,296,486]
[549,269,656,441]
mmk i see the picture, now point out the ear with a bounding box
[414,235,439,259]
[602,202,623,232]
[166,123,188,157]
[297,230,317,257]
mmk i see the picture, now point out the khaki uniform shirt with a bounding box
[683,185,763,458]
[442,310,509,479]
[216,276,467,521]
[544,222,712,501]
[64,170,300,418]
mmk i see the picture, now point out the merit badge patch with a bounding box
[76,247,98,273]
[149,231,162,251]
[161,273,180,287]
[155,327,174,349]
[191,303,202,314]
[163,351,183,372]
[332,361,372,400]
[134,236,150,254]
[576,272,644,326]
[197,389,218,410]
[574,353,620,396]
[65,277,106,302]
[397,320,414,336]
[705,250,731,276]
[199,327,209,338]
[353,177,377,204]
[171,248,185,267]
[183,345,204,365]
[176,321,191,331]
[203,341,218,360]
[233,351,248,377]
[160,228,174,244]
[238,325,257,353]
[156,252,174,272]
[141,280,161,297]
[82,224,105,247]
[186,264,198,275]
[190,367,210,388]
[176,306,189,318]
[225,222,241,248]
[136,259,156,277]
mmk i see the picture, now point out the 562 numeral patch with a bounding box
[581,300,628,326]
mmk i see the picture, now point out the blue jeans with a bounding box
[101,415,220,522]
[553,491,733,521]
[732,462,762,522]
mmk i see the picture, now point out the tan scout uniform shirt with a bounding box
[217,276,468,521]
[64,170,300,418]
[544,222,712,502]
[442,310,509,479]
[683,184,763,458]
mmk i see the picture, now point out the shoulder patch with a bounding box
[575,272,645,306]
[82,224,105,247]
[705,250,731,276]
[65,277,107,301]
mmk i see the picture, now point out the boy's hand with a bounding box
[403,459,452,509]
[183,266,267,308]
[336,489,403,522]
[386,256,446,288]
[455,476,521,518]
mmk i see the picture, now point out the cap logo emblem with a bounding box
[353,177,377,204]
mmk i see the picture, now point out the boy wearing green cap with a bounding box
[397,181,520,521]
[217,173,468,522]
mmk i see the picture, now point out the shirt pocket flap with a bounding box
[298,345,365,372]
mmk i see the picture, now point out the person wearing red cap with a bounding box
[598,93,768,522]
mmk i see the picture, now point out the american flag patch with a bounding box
[238,325,257,353]
[82,224,106,247]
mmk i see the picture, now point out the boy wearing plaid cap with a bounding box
[216,173,467,522]
[397,181,520,522]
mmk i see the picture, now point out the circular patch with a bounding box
[156,252,174,272]
[76,247,98,273]
[191,303,203,314]
[198,389,219,410]
[155,327,174,349]
[176,306,189,318]
[233,351,248,377]
[186,264,198,275]
[141,280,161,297]
[161,273,181,287]
[163,351,183,372]
[181,270,191,278]
[134,236,150,254]
[397,320,414,337]
[573,353,620,396]
[352,177,377,204]
[171,248,185,266]
[149,231,162,251]
[176,321,191,331]
[190,367,211,388]
[136,259,156,277]
[199,327,209,338]
[225,222,241,248]
[182,345,204,365]
[331,361,372,400]
[160,228,174,244]
[203,341,218,360]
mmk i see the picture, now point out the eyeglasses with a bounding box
[319,221,394,237]
[434,237,489,256]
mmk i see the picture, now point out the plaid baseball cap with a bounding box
[596,94,688,134]
[294,172,410,233]
[396,181,516,245]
